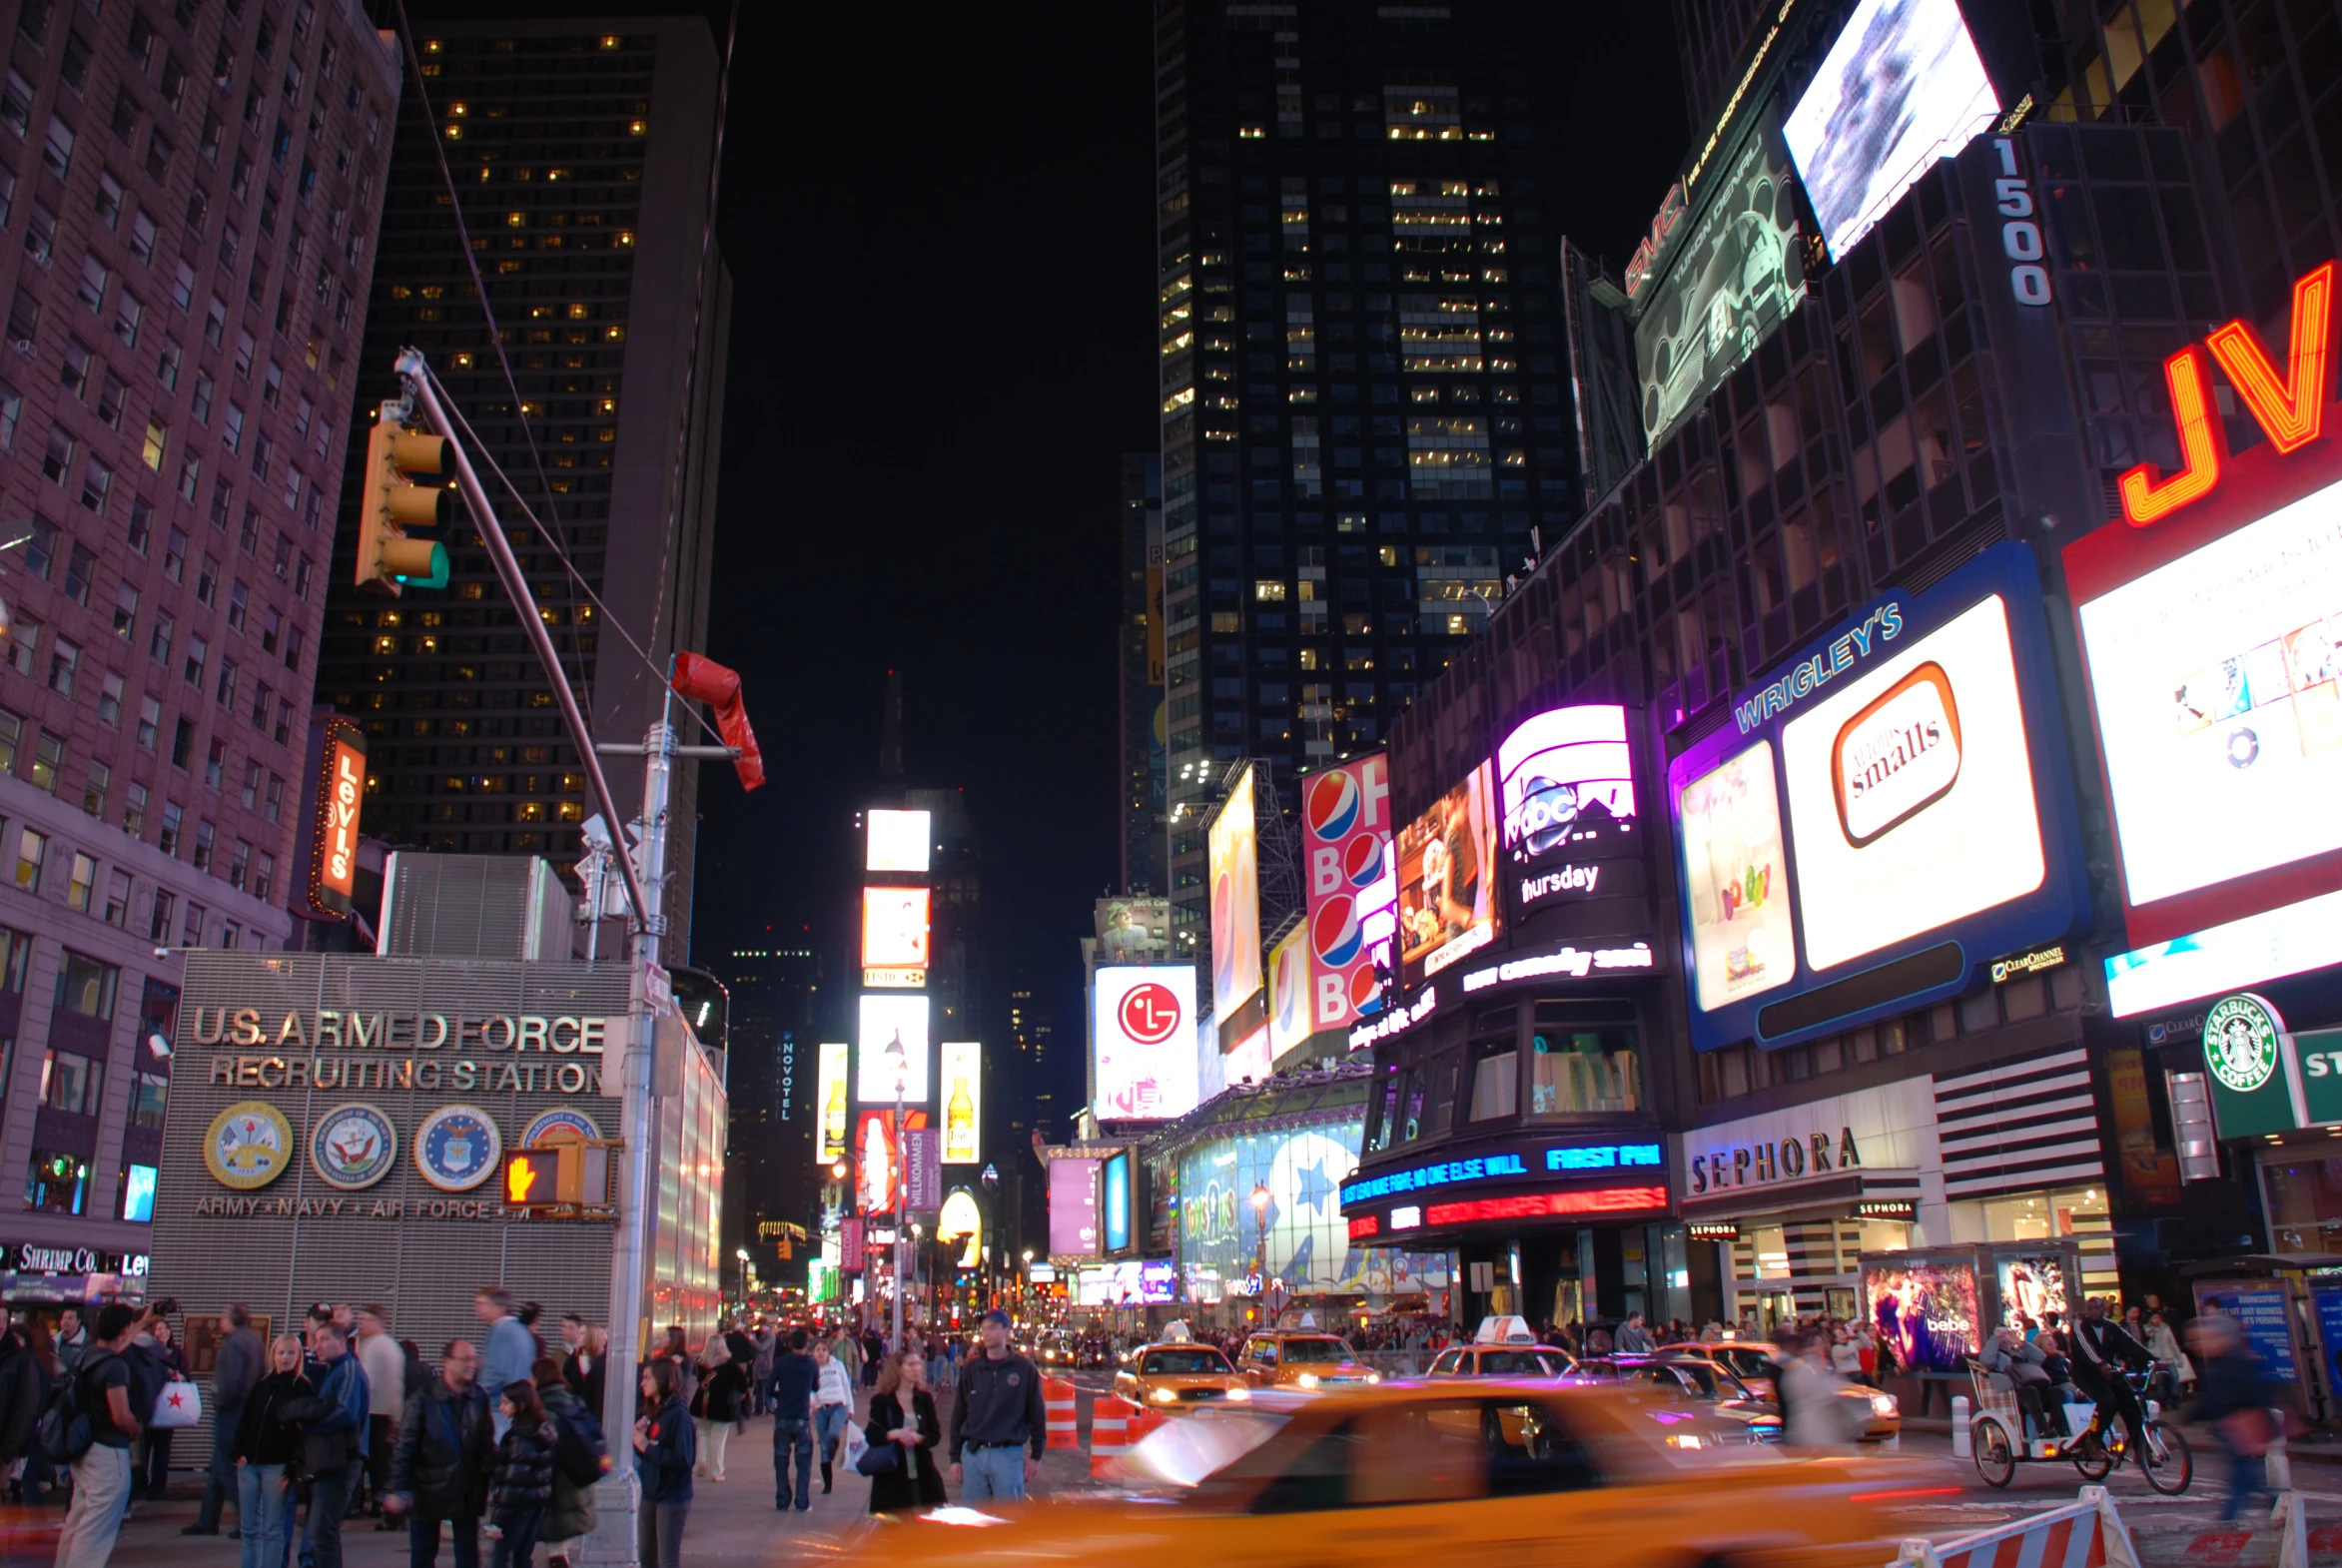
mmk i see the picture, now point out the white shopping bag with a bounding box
[151,1378,203,1429]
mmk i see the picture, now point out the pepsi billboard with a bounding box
[1301,754,1396,1039]
[1495,704,1646,919]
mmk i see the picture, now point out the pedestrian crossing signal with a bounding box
[499,1142,612,1210]
[504,1150,557,1207]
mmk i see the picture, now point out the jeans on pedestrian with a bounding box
[200,1402,247,1530]
[407,1515,480,1568]
[959,1444,1028,1502]
[305,1467,353,1568]
[812,1404,850,1463]
[53,1442,134,1568]
[488,1510,541,1568]
[773,1417,813,1510]
[635,1501,687,1568]
[239,1463,295,1568]
[2213,1428,2272,1525]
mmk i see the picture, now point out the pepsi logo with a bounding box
[1306,769,1360,843]
[1348,965,1382,1015]
[1311,894,1362,967]
[1342,831,1383,888]
[1118,983,1183,1046]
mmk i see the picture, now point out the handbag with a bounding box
[151,1377,203,1430]
[853,1430,902,1477]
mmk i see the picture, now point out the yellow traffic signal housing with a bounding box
[355,404,452,595]
[500,1142,612,1210]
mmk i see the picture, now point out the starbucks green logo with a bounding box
[2204,994,2282,1093]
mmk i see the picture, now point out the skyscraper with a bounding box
[316,18,729,947]
[1152,0,1585,969]
[0,0,397,1257]
[719,937,823,1283]
[1118,452,1164,897]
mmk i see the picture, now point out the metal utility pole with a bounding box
[396,352,737,1568]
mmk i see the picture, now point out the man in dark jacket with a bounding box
[387,1339,493,1568]
[187,1304,265,1535]
[283,1323,370,1568]
[949,1310,1046,1501]
[2068,1298,2155,1455]
[767,1330,817,1513]
[2190,1313,2278,1524]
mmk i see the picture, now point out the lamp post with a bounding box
[883,1031,908,1351]
[734,1245,750,1308]
[1022,1248,1035,1322]
[1251,1183,1270,1316]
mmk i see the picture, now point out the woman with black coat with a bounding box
[862,1349,945,1515]
[485,1380,557,1568]
[232,1335,313,1568]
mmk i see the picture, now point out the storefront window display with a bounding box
[2260,1155,2342,1254]
[1980,1186,2107,1243]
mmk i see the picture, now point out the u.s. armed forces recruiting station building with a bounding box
[149,908,725,1371]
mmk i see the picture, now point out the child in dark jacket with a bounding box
[485,1380,557,1568]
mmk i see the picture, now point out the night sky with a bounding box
[398,0,1689,1112]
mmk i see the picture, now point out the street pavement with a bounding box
[15,1408,2339,1567]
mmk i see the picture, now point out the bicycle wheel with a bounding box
[1972,1416,2016,1489]
[2072,1430,2112,1481]
[2138,1418,2193,1495]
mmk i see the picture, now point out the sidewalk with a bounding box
[24,1412,1094,1568]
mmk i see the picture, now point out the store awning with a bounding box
[1680,1169,1922,1224]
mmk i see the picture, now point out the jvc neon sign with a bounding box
[2121,262,2335,526]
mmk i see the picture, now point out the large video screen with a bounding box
[2076,472,2342,916]
[861,886,930,969]
[856,994,931,1103]
[1267,924,1313,1057]
[866,809,931,872]
[1496,703,1641,917]
[1176,1119,1452,1295]
[1676,741,1798,1012]
[1301,753,1395,1033]
[1397,760,1501,986]
[1635,108,1807,448]
[1092,965,1200,1123]
[1783,0,1999,259]
[1208,765,1263,1018]
[1779,592,2046,970]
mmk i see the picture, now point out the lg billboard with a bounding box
[1092,965,1200,1123]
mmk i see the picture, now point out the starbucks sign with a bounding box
[2204,994,2283,1093]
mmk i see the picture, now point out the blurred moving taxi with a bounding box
[1238,1330,1382,1390]
[1115,1341,1251,1410]
[1565,1356,1782,1443]
[1649,1344,1900,1443]
[848,1380,1910,1568]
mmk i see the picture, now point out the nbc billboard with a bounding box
[1093,966,1200,1123]
[1208,765,1263,1023]
[1301,752,1394,1035]
[1496,705,1643,919]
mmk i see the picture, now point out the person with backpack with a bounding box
[386,1339,493,1568]
[483,1381,555,1568]
[231,1334,311,1568]
[529,1360,599,1568]
[280,1322,370,1568]
[47,1301,143,1568]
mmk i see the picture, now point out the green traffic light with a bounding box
[394,541,450,590]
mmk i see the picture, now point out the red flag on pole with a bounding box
[670,652,765,791]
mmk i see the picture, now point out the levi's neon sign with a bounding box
[2121,262,2336,526]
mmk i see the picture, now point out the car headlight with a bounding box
[1151,1386,1177,1404]
[1364,1371,1381,1384]
[1870,1392,1898,1417]
[1295,1372,1320,1389]
[1225,1385,1249,1401]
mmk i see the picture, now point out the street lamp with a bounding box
[883,1030,908,1352]
[1023,1248,1035,1320]
[1251,1183,1271,1310]
[734,1245,749,1306]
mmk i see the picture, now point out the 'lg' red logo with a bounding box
[1119,984,1182,1046]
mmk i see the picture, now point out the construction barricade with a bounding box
[1043,1376,1078,1450]
[1090,1395,1135,1478]
[1888,1486,2138,1568]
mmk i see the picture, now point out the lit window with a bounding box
[1254,580,1286,601]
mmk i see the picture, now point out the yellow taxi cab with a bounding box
[1428,1315,1575,1381]
[841,1378,1916,1568]
[1237,1330,1382,1390]
[1113,1340,1251,1411]
[1652,1344,1901,1443]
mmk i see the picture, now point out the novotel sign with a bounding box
[2119,262,2335,527]
[1340,1141,1661,1207]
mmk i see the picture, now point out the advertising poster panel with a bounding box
[815,1041,850,1163]
[939,1041,981,1164]
[1995,1253,2071,1329]
[1396,761,1501,986]
[1176,1120,1452,1296]
[866,809,931,872]
[1864,1255,1982,1373]
[1267,924,1312,1058]
[1208,766,1263,1019]
[1497,705,1642,919]
[860,886,931,969]
[852,1107,926,1215]
[1635,106,1808,448]
[856,994,931,1103]
[2196,1281,2300,1381]
[1104,1152,1132,1253]
[1093,966,1200,1122]
[1049,1158,1102,1258]
[1670,543,2084,1050]
[1784,0,1999,259]
[1302,753,1395,1032]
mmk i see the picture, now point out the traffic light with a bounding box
[355,401,452,594]
[499,1142,611,1210]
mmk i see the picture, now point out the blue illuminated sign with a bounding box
[1340,1142,1660,1207]
[1103,1153,1131,1253]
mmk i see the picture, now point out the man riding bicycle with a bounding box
[2068,1297,2156,1453]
